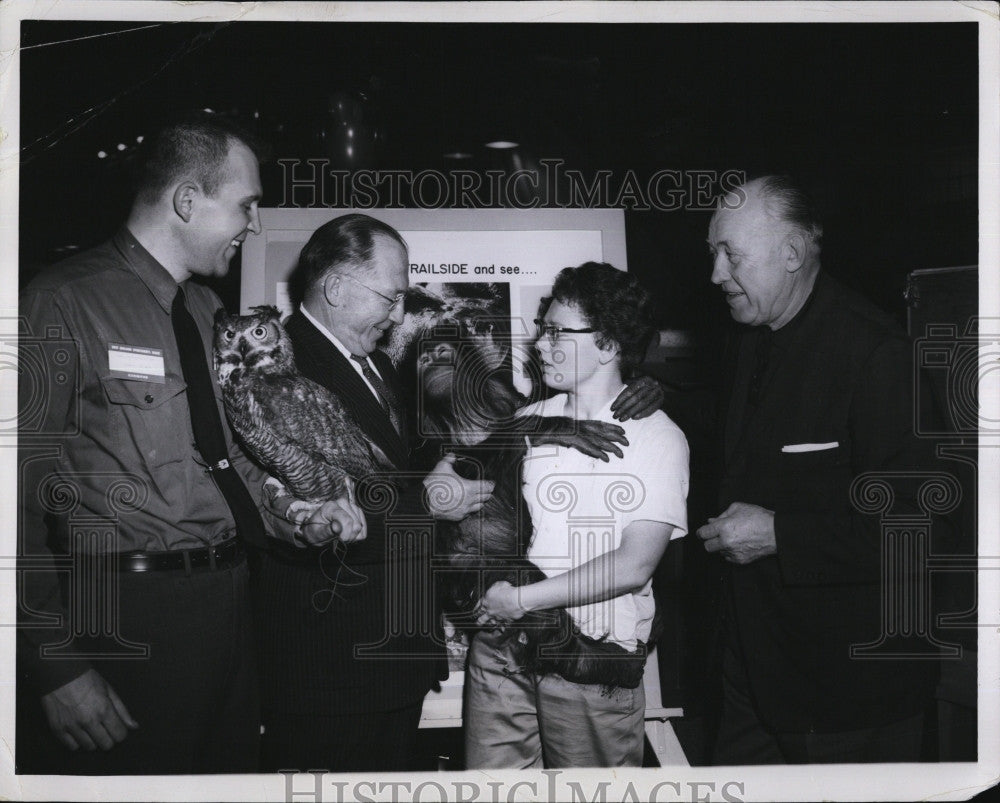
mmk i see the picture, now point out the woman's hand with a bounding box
[476,581,529,626]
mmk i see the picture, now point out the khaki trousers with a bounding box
[464,628,645,769]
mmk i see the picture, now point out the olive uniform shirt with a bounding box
[18,228,268,694]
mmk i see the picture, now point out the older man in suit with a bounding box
[697,175,942,764]
[255,214,488,772]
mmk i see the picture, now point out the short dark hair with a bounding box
[292,214,408,301]
[542,262,656,372]
[755,174,824,247]
[134,111,262,204]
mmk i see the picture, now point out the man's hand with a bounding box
[298,496,367,547]
[424,454,495,521]
[477,580,528,625]
[263,476,366,547]
[696,502,777,565]
[611,375,664,421]
[40,669,138,751]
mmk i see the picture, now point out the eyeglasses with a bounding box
[343,273,406,309]
[534,318,597,345]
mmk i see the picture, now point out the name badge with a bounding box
[108,343,166,383]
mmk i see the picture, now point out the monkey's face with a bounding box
[418,341,458,406]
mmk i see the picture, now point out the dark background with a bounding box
[19,21,978,331]
[17,18,981,765]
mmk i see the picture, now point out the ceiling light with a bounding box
[443,152,473,160]
[484,140,519,150]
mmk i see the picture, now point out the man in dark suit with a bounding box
[255,214,490,772]
[696,175,941,763]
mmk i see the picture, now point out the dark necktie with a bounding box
[172,287,267,548]
[350,353,403,438]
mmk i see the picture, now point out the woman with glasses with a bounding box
[465,261,690,768]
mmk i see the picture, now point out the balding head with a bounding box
[708,176,822,329]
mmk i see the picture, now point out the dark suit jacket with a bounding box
[718,271,941,733]
[254,310,446,717]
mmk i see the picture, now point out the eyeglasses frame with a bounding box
[534,318,598,345]
[342,273,406,309]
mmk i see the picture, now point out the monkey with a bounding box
[415,326,658,690]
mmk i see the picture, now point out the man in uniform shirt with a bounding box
[16,114,360,775]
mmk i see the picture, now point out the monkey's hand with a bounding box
[611,375,664,421]
[526,417,628,462]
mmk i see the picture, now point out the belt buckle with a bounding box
[125,553,152,572]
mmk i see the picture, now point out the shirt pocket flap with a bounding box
[100,374,187,410]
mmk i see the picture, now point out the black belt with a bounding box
[116,537,244,573]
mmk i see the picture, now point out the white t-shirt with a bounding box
[521,389,689,650]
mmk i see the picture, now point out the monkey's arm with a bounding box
[513,416,628,462]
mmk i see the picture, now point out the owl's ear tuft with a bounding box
[214,308,231,326]
[249,305,281,322]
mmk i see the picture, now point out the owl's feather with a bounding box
[214,306,392,503]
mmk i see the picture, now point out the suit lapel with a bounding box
[285,311,409,470]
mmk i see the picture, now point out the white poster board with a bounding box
[241,208,627,393]
[242,209,626,310]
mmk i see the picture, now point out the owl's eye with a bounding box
[224,329,236,341]
[252,326,269,340]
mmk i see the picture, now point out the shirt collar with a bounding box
[300,304,363,363]
[112,227,180,313]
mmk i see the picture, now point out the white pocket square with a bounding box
[781,442,839,453]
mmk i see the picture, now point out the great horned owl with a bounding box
[213,306,390,502]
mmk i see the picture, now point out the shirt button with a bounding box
[145,394,154,404]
